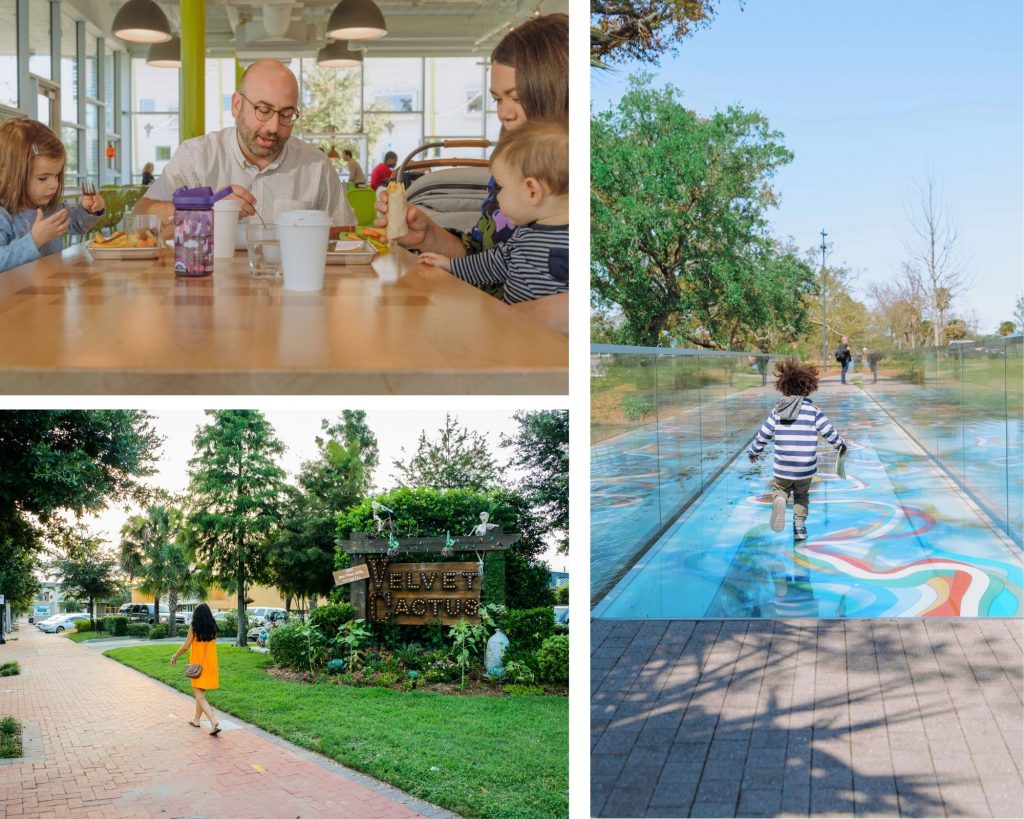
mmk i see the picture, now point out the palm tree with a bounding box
[119,504,175,625]
[161,532,211,639]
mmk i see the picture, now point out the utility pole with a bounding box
[820,229,828,369]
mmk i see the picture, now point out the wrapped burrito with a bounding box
[386,180,408,243]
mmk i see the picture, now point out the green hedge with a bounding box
[73,620,92,632]
[127,623,150,638]
[502,607,556,654]
[268,621,326,672]
[148,624,168,639]
[535,635,568,684]
[107,616,129,636]
[307,603,355,638]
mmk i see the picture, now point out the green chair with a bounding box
[347,187,378,226]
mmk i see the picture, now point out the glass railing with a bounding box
[590,345,783,604]
[866,336,1023,548]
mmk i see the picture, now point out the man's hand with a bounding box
[225,184,258,218]
[31,208,70,248]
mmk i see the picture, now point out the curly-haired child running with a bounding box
[747,359,848,541]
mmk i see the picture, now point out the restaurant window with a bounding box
[85,102,99,179]
[104,45,116,136]
[85,31,98,100]
[363,111,421,168]
[60,10,77,122]
[364,58,422,114]
[131,58,179,179]
[298,60,363,137]
[423,57,489,158]
[28,0,51,80]
[0,0,16,109]
[62,125,78,177]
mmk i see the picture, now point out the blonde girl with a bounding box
[0,118,105,273]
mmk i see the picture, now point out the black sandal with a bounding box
[210,724,221,736]
[188,721,201,728]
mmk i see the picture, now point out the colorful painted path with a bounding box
[595,384,1023,619]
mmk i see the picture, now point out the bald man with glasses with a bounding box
[134,60,354,236]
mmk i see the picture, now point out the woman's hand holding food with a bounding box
[31,208,70,248]
[374,188,430,248]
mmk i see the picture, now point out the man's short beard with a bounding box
[238,118,283,159]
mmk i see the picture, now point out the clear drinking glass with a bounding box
[246,224,281,277]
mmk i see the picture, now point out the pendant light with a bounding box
[112,0,173,44]
[327,145,340,159]
[145,34,181,68]
[326,0,387,40]
[316,40,363,68]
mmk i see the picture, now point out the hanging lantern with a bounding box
[105,143,116,159]
[327,145,340,159]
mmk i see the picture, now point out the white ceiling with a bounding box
[83,0,569,60]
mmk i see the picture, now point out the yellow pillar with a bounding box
[180,0,205,141]
[235,58,244,88]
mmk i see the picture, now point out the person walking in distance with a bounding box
[835,336,853,384]
[170,602,222,735]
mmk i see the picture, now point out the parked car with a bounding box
[118,603,186,625]
[249,607,288,626]
[40,613,91,633]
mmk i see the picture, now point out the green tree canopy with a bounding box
[119,504,176,625]
[392,414,499,492]
[998,321,1016,337]
[0,410,159,620]
[591,74,814,348]
[500,411,569,555]
[51,534,121,627]
[269,412,376,608]
[336,487,553,610]
[185,411,286,645]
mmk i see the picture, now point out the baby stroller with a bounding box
[396,139,493,234]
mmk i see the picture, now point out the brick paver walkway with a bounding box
[0,622,457,818]
[592,619,1024,818]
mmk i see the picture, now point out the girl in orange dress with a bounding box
[170,602,221,735]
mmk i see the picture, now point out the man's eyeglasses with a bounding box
[238,92,300,125]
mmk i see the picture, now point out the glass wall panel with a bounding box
[423,56,487,157]
[132,112,179,179]
[204,57,237,132]
[61,124,78,177]
[104,45,115,134]
[85,103,98,179]
[363,111,420,168]
[0,0,16,108]
[84,31,98,99]
[28,0,50,79]
[60,11,77,121]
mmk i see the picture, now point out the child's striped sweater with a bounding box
[747,397,846,480]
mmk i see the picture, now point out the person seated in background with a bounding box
[370,151,398,191]
[343,149,366,186]
[140,162,155,186]
[418,119,567,304]
[132,59,354,237]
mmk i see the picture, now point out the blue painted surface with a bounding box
[594,386,1023,619]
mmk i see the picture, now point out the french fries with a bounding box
[90,229,158,249]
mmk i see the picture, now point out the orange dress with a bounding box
[188,637,220,690]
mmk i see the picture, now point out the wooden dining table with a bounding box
[0,243,567,394]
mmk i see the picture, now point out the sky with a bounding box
[591,0,1023,333]
[73,408,568,575]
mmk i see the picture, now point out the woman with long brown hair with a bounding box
[170,602,221,736]
[375,13,568,258]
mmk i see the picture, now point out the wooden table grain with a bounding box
[0,244,568,394]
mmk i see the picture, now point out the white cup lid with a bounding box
[213,199,241,212]
[276,209,330,227]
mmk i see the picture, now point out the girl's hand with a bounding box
[82,193,105,214]
[170,655,178,665]
[373,189,433,248]
[31,208,70,248]
[417,252,452,272]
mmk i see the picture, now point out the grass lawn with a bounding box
[106,644,568,819]
[65,631,129,643]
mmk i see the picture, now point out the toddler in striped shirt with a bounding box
[418,120,568,304]
[747,359,848,541]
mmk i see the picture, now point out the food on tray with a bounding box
[91,228,159,249]
[344,228,387,253]
[385,181,408,243]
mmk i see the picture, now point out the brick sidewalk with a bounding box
[0,621,457,818]
[592,618,1024,818]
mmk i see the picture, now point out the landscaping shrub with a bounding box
[502,607,555,653]
[95,617,107,633]
[0,716,17,735]
[269,621,327,673]
[0,662,20,677]
[554,584,569,605]
[307,603,356,638]
[422,651,460,683]
[500,659,535,685]
[148,624,168,639]
[536,635,569,684]
[127,623,150,638]
[326,658,346,674]
[0,717,19,758]
[108,616,129,636]
[73,620,91,632]
[392,642,428,671]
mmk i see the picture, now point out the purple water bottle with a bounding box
[172,186,231,277]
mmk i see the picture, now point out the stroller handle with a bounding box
[396,140,494,185]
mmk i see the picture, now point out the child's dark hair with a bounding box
[190,602,217,642]
[491,119,568,196]
[774,358,819,396]
[0,118,66,212]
